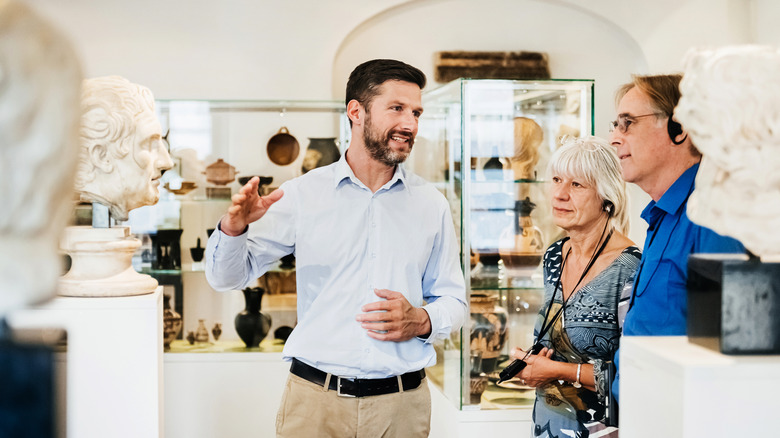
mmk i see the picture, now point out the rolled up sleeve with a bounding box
[420,204,467,343]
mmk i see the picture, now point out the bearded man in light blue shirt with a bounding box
[205,59,467,437]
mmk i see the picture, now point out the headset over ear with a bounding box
[667,112,687,145]
[603,200,614,216]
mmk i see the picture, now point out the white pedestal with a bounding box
[429,383,532,438]
[7,287,163,438]
[163,345,289,438]
[620,336,780,438]
[59,226,158,297]
[162,343,532,437]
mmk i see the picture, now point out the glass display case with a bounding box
[125,99,350,350]
[409,78,594,409]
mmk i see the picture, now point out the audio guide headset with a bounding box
[603,200,614,216]
[667,112,687,145]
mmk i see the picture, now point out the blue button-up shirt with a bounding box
[614,163,744,403]
[623,163,744,337]
[205,155,467,378]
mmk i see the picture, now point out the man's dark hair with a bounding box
[345,59,426,113]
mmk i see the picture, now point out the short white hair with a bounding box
[547,136,630,234]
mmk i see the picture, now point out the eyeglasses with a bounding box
[608,113,662,134]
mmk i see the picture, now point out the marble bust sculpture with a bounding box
[0,0,82,316]
[510,117,544,181]
[75,75,173,221]
[676,45,780,258]
[60,75,173,296]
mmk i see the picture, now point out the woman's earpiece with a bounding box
[603,200,614,216]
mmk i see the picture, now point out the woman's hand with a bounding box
[510,346,556,387]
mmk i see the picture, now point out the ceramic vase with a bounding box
[195,319,209,343]
[302,138,340,174]
[470,374,489,404]
[499,197,544,278]
[189,237,205,263]
[468,350,488,403]
[279,254,295,270]
[482,154,504,181]
[235,287,272,348]
[469,293,508,374]
[204,158,237,185]
[211,322,222,341]
[162,294,182,350]
[151,229,183,270]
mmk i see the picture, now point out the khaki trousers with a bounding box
[275,372,431,438]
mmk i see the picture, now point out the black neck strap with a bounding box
[535,227,614,344]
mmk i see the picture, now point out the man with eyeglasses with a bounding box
[608,74,744,406]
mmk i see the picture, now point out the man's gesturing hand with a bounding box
[220,176,284,236]
[356,288,432,342]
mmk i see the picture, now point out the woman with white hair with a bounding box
[509,136,640,437]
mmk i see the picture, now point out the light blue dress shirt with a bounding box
[205,155,467,378]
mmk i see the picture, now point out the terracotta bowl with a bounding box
[499,251,542,270]
[164,181,197,195]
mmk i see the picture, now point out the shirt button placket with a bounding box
[367,196,375,289]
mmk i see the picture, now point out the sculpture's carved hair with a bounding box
[678,46,780,163]
[75,76,155,189]
[677,45,780,257]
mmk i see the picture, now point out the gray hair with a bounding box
[547,136,630,234]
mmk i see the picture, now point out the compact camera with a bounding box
[497,343,543,383]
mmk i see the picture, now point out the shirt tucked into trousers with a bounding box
[205,155,467,437]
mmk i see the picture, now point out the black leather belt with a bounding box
[290,358,425,398]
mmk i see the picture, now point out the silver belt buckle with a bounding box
[336,376,356,397]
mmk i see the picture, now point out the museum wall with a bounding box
[21,0,779,245]
[24,0,771,101]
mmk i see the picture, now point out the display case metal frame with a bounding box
[413,78,594,410]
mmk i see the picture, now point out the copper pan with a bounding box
[266,127,300,166]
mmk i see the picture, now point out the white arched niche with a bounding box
[333,0,647,139]
[332,0,651,244]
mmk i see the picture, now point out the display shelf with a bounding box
[159,99,348,113]
[411,78,593,410]
[470,286,544,291]
[167,338,283,354]
[144,268,182,275]
[123,99,349,355]
[456,177,549,184]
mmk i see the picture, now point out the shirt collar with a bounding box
[332,151,408,192]
[641,163,699,224]
[333,154,353,187]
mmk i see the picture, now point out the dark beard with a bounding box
[363,112,413,166]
